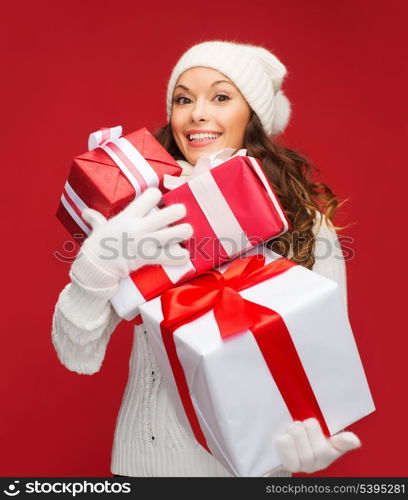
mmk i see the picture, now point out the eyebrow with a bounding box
[174,80,234,91]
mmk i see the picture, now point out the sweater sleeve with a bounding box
[51,250,123,375]
[311,212,348,315]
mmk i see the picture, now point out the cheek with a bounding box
[170,115,180,135]
[170,109,186,130]
[226,118,247,141]
[222,106,250,136]
[170,118,184,145]
[170,119,187,154]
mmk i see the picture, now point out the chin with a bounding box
[191,145,222,160]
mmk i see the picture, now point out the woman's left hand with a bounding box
[274,417,361,474]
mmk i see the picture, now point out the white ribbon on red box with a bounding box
[164,149,289,237]
[60,179,92,235]
[88,126,159,196]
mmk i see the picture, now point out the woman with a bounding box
[52,40,361,477]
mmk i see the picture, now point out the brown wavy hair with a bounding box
[153,112,353,270]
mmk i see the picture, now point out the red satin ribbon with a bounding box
[159,254,330,454]
[131,314,143,326]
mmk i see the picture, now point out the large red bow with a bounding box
[161,254,297,338]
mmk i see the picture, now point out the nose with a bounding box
[191,98,210,123]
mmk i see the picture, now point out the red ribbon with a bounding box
[159,254,330,454]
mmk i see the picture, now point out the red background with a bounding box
[1,0,406,477]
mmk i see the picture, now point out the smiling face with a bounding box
[170,67,252,166]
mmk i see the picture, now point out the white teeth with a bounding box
[188,133,221,141]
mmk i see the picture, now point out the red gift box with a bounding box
[110,155,291,320]
[162,155,290,273]
[56,125,182,243]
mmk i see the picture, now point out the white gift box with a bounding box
[139,245,375,477]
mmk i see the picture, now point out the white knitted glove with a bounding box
[273,418,361,474]
[75,187,193,283]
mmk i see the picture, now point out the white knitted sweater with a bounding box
[52,159,348,478]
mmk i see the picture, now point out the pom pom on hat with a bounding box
[166,40,292,136]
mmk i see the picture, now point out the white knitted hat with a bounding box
[166,40,292,137]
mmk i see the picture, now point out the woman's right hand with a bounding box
[76,187,193,282]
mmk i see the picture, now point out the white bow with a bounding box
[163,147,248,190]
[88,125,123,150]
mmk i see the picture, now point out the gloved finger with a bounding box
[276,433,300,473]
[329,431,361,453]
[302,418,341,471]
[303,418,328,452]
[144,203,187,232]
[82,208,107,229]
[153,245,191,266]
[124,188,162,219]
[287,421,315,472]
[149,223,193,247]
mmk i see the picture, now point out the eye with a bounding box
[214,94,230,102]
[173,96,191,104]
